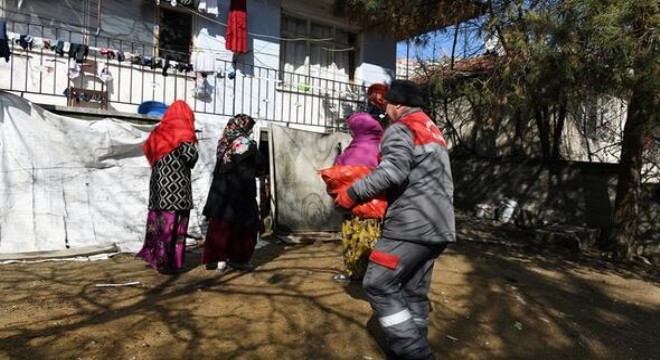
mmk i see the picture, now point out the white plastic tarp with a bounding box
[0,92,233,254]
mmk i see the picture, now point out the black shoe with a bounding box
[158,268,183,275]
[228,261,255,271]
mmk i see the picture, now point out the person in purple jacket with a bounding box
[335,112,383,168]
[332,111,384,283]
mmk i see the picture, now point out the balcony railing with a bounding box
[0,20,367,129]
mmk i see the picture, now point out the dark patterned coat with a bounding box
[202,140,266,225]
[148,142,199,210]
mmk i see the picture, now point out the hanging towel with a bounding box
[225,0,247,53]
[191,49,215,73]
[191,28,216,73]
[0,19,10,62]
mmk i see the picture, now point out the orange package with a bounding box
[318,165,387,219]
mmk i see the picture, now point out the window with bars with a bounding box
[279,14,357,82]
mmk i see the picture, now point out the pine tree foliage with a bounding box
[335,0,487,40]
[339,0,659,260]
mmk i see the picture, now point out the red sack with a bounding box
[318,165,387,219]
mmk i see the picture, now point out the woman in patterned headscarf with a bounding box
[137,100,199,274]
[202,114,266,272]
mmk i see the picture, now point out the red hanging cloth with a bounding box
[225,0,248,54]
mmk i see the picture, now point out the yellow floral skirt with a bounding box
[341,217,381,279]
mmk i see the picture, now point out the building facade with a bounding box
[0,0,397,130]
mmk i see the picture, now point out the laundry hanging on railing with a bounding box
[191,26,218,73]
[3,28,301,98]
[191,50,215,73]
[4,30,197,77]
[155,0,194,6]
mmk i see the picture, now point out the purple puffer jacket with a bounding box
[334,112,384,168]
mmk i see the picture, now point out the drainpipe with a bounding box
[96,0,102,35]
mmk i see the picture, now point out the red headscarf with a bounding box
[142,100,198,167]
[367,83,388,110]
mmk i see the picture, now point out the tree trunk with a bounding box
[552,100,567,160]
[608,84,648,260]
[534,105,551,160]
[513,108,525,156]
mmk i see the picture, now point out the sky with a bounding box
[395,21,486,62]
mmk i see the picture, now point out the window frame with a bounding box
[279,13,358,82]
[155,2,195,64]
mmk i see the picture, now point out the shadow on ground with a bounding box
[0,234,657,359]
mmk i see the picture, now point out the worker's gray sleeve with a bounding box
[349,123,413,202]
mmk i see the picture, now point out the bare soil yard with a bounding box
[1,223,659,360]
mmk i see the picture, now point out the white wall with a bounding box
[3,0,156,50]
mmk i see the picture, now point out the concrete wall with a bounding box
[452,155,660,247]
[440,95,660,184]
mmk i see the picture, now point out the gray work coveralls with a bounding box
[348,108,456,359]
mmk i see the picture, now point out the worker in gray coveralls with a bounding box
[335,79,456,360]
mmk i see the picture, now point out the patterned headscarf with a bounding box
[217,113,256,168]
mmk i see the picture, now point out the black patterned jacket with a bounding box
[148,142,199,210]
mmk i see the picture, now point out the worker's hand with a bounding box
[335,187,356,209]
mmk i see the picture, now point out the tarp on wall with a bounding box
[0,92,233,254]
[271,124,351,232]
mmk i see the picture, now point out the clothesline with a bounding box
[142,0,337,43]
[0,4,339,44]
[4,29,360,92]
[3,22,348,71]
[3,29,253,79]
[3,18,367,105]
[4,30,188,71]
[181,6,335,43]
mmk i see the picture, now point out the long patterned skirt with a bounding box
[136,210,190,272]
[341,217,381,279]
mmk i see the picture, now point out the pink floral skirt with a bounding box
[136,210,190,272]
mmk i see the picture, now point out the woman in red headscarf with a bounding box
[137,100,199,274]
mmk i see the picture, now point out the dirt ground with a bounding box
[1,220,659,360]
